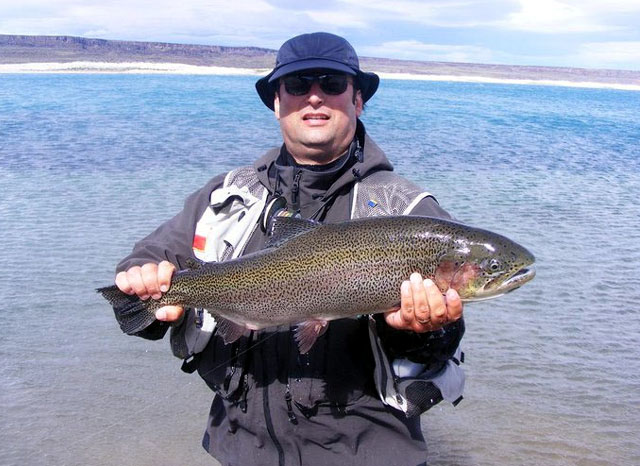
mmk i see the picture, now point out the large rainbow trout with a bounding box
[99,215,535,353]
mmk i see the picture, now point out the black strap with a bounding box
[180,353,201,374]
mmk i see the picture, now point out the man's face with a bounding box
[274,70,363,165]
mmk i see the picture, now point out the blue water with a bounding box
[1,74,639,466]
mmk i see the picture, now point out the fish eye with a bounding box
[488,259,501,272]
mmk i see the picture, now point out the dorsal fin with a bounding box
[265,214,320,248]
[184,257,205,270]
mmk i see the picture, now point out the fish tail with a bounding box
[96,285,158,335]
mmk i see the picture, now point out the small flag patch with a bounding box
[367,200,378,208]
[193,234,207,251]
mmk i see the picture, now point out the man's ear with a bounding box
[274,91,281,120]
[355,90,363,118]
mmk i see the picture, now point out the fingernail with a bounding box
[423,278,434,287]
[410,273,422,283]
[151,293,162,300]
[155,309,166,320]
[160,285,168,292]
[140,294,150,301]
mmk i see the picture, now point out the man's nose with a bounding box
[306,82,325,106]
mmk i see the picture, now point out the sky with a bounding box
[1,0,640,71]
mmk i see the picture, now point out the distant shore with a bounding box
[2,60,639,92]
[2,35,640,91]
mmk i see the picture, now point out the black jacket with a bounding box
[116,121,464,466]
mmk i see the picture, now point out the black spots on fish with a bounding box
[260,218,416,321]
[99,216,534,336]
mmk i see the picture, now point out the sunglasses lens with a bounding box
[282,74,349,96]
[319,75,348,95]
[282,76,310,96]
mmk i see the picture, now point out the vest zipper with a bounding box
[284,384,298,424]
[260,334,285,466]
[291,169,302,213]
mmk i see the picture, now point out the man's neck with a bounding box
[285,146,352,172]
[286,144,351,166]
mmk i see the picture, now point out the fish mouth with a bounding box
[486,267,536,293]
[466,266,536,302]
[505,266,536,290]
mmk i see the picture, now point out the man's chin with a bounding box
[293,142,341,164]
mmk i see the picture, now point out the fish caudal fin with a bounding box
[294,320,328,354]
[97,285,157,335]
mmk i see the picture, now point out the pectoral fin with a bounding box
[294,320,329,354]
[215,317,251,344]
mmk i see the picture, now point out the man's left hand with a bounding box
[384,272,463,332]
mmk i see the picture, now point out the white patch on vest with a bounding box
[193,185,267,262]
[403,192,434,215]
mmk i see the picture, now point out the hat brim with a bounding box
[256,59,379,111]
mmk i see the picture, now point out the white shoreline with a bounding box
[0,61,269,76]
[1,61,639,92]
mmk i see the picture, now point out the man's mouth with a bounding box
[303,113,329,121]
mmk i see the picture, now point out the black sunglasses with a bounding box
[280,73,350,96]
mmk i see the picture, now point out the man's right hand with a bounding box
[115,260,184,322]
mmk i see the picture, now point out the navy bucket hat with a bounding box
[256,32,379,110]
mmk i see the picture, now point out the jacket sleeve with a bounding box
[114,174,226,340]
[377,195,465,366]
[376,316,465,371]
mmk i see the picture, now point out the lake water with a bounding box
[1,74,639,466]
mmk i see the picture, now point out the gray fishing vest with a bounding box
[171,165,465,417]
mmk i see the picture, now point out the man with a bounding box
[114,32,465,466]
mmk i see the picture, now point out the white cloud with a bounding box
[576,41,640,70]
[580,0,640,13]
[360,40,495,63]
[302,10,369,29]
[502,0,640,33]
[0,0,280,44]
[1,0,640,69]
[337,0,506,28]
[502,0,608,33]
[2,0,639,41]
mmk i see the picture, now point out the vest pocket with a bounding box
[288,318,374,415]
[197,332,252,401]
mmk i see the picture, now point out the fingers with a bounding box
[115,270,134,295]
[426,278,447,328]
[445,288,463,322]
[141,263,162,300]
[410,273,431,328]
[382,279,413,329]
[399,280,414,325]
[157,261,176,293]
[114,261,181,323]
[114,261,175,301]
[155,305,184,323]
[386,272,464,333]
